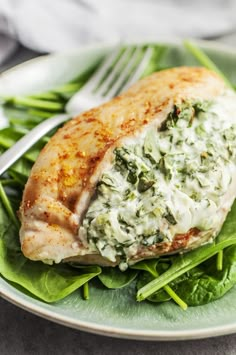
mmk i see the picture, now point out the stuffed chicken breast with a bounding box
[19,67,236,270]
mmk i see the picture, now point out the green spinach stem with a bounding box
[151,269,188,310]
[0,179,19,187]
[0,182,19,228]
[217,250,223,271]
[4,96,64,111]
[83,282,89,300]
[183,40,234,89]
[164,285,188,311]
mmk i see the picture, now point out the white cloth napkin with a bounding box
[0,0,236,64]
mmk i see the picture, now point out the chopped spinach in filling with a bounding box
[79,92,236,269]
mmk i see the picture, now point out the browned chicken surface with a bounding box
[19,67,236,267]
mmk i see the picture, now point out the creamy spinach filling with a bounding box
[79,92,236,269]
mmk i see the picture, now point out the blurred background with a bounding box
[0,0,236,71]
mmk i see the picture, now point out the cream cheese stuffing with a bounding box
[80,92,236,269]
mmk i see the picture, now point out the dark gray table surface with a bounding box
[1,42,236,355]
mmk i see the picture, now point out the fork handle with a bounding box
[0,114,70,176]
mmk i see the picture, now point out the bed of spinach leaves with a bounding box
[0,43,236,308]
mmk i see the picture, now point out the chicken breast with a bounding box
[19,67,236,269]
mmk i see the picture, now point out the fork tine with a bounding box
[80,46,122,93]
[96,47,133,96]
[105,47,143,99]
[67,45,152,114]
[120,47,153,93]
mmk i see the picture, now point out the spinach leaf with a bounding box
[144,130,161,164]
[98,267,138,289]
[0,201,101,303]
[0,127,47,163]
[137,172,155,193]
[137,201,236,301]
[170,245,236,306]
[8,170,28,187]
[131,259,160,277]
[0,128,23,148]
[10,159,33,178]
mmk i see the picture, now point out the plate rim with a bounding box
[1,282,236,341]
[1,37,236,340]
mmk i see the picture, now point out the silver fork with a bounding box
[0,46,153,176]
